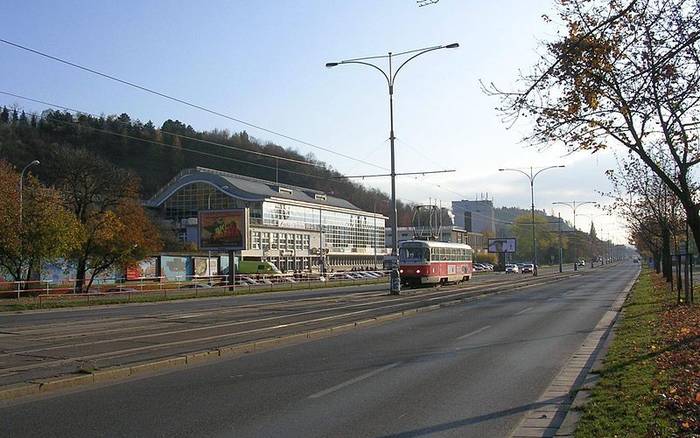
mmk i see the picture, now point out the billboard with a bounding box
[198,209,248,250]
[126,257,158,280]
[193,257,218,277]
[488,238,517,253]
[161,255,189,280]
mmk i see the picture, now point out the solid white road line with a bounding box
[514,306,533,316]
[456,325,491,340]
[308,362,400,399]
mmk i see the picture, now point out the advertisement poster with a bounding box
[487,238,517,253]
[161,256,189,280]
[193,257,218,277]
[126,257,158,281]
[199,209,247,250]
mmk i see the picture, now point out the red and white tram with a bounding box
[399,240,473,286]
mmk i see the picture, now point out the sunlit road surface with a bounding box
[0,265,576,388]
[0,263,634,437]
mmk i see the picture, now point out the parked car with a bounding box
[239,276,258,285]
[105,286,138,293]
[521,263,534,273]
[473,263,485,272]
[181,283,212,289]
[505,264,519,274]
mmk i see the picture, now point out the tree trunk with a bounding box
[652,250,661,274]
[686,206,700,264]
[662,225,672,282]
[75,257,87,293]
[23,263,33,291]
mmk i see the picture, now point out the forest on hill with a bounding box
[0,105,420,224]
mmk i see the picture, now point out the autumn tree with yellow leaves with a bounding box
[487,0,700,252]
[0,161,82,285]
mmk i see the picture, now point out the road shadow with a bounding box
[376,394,570,438]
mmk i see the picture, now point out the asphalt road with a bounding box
[0,268,574,387]
[0,262,637,437]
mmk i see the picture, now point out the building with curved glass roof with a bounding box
[147,167,387,272]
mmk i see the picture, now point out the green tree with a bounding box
[0,161,82,284]
[511,214,559,263]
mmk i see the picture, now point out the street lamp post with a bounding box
[552,201,596,271]
[499,165,565,276]
[19,160,40,228]
[326,43,459,294]
[576,213,608,268]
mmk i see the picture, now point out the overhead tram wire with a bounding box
[14,107,337,183]
[0,91,323,169]
[0,37,388,172]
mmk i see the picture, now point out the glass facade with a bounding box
[157,183,386,271]
[262,201,384,253]
[162,182,262,222]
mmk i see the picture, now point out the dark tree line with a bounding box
[0,106,417,225]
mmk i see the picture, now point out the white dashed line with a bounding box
[457,325,491,340]
[308,362,400,399]
[514,306,533,315]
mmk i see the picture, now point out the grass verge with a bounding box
[575,269,676,437]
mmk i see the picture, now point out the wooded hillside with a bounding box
[0,106,418,224]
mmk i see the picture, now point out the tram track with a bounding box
[0,269,586,388]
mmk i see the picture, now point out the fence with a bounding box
[0,270,391,307]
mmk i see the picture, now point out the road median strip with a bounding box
[0,270,594,402]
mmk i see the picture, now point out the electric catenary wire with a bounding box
[0,37,388,171]
[0,91,324,169]
[11,107,334,182]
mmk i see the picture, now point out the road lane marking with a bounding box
[177,313,204,319]
[0,273,585,369]
[456,325,491,340]
[308,362,400,399]
[514,306,533,315]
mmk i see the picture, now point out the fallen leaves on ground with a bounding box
[653,273,700,435]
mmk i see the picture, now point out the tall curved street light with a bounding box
[552,200,596,271]
[499,165,565,276]
[19,160,40,228]
[326,43,459,294]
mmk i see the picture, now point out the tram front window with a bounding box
[400,246,429,263]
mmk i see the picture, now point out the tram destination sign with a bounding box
[198,208,248,250]
[488,238,517,253]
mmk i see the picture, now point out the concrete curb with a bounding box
[509,267,640,438]
[0,271,586,403]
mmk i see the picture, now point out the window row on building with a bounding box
[251,231,311,251]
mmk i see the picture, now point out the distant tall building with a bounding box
[452,200,496,235]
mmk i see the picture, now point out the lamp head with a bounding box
[31,160,40,166]
[445,43,460,49]
[325,62,339,68]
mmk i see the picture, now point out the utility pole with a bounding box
[327,43,459,294]
[558,213,563,273]
[499,165,565,276]
[552,201,596,271]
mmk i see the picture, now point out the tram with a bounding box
[398,240,473,286]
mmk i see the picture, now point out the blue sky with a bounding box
[0,0,626,242]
